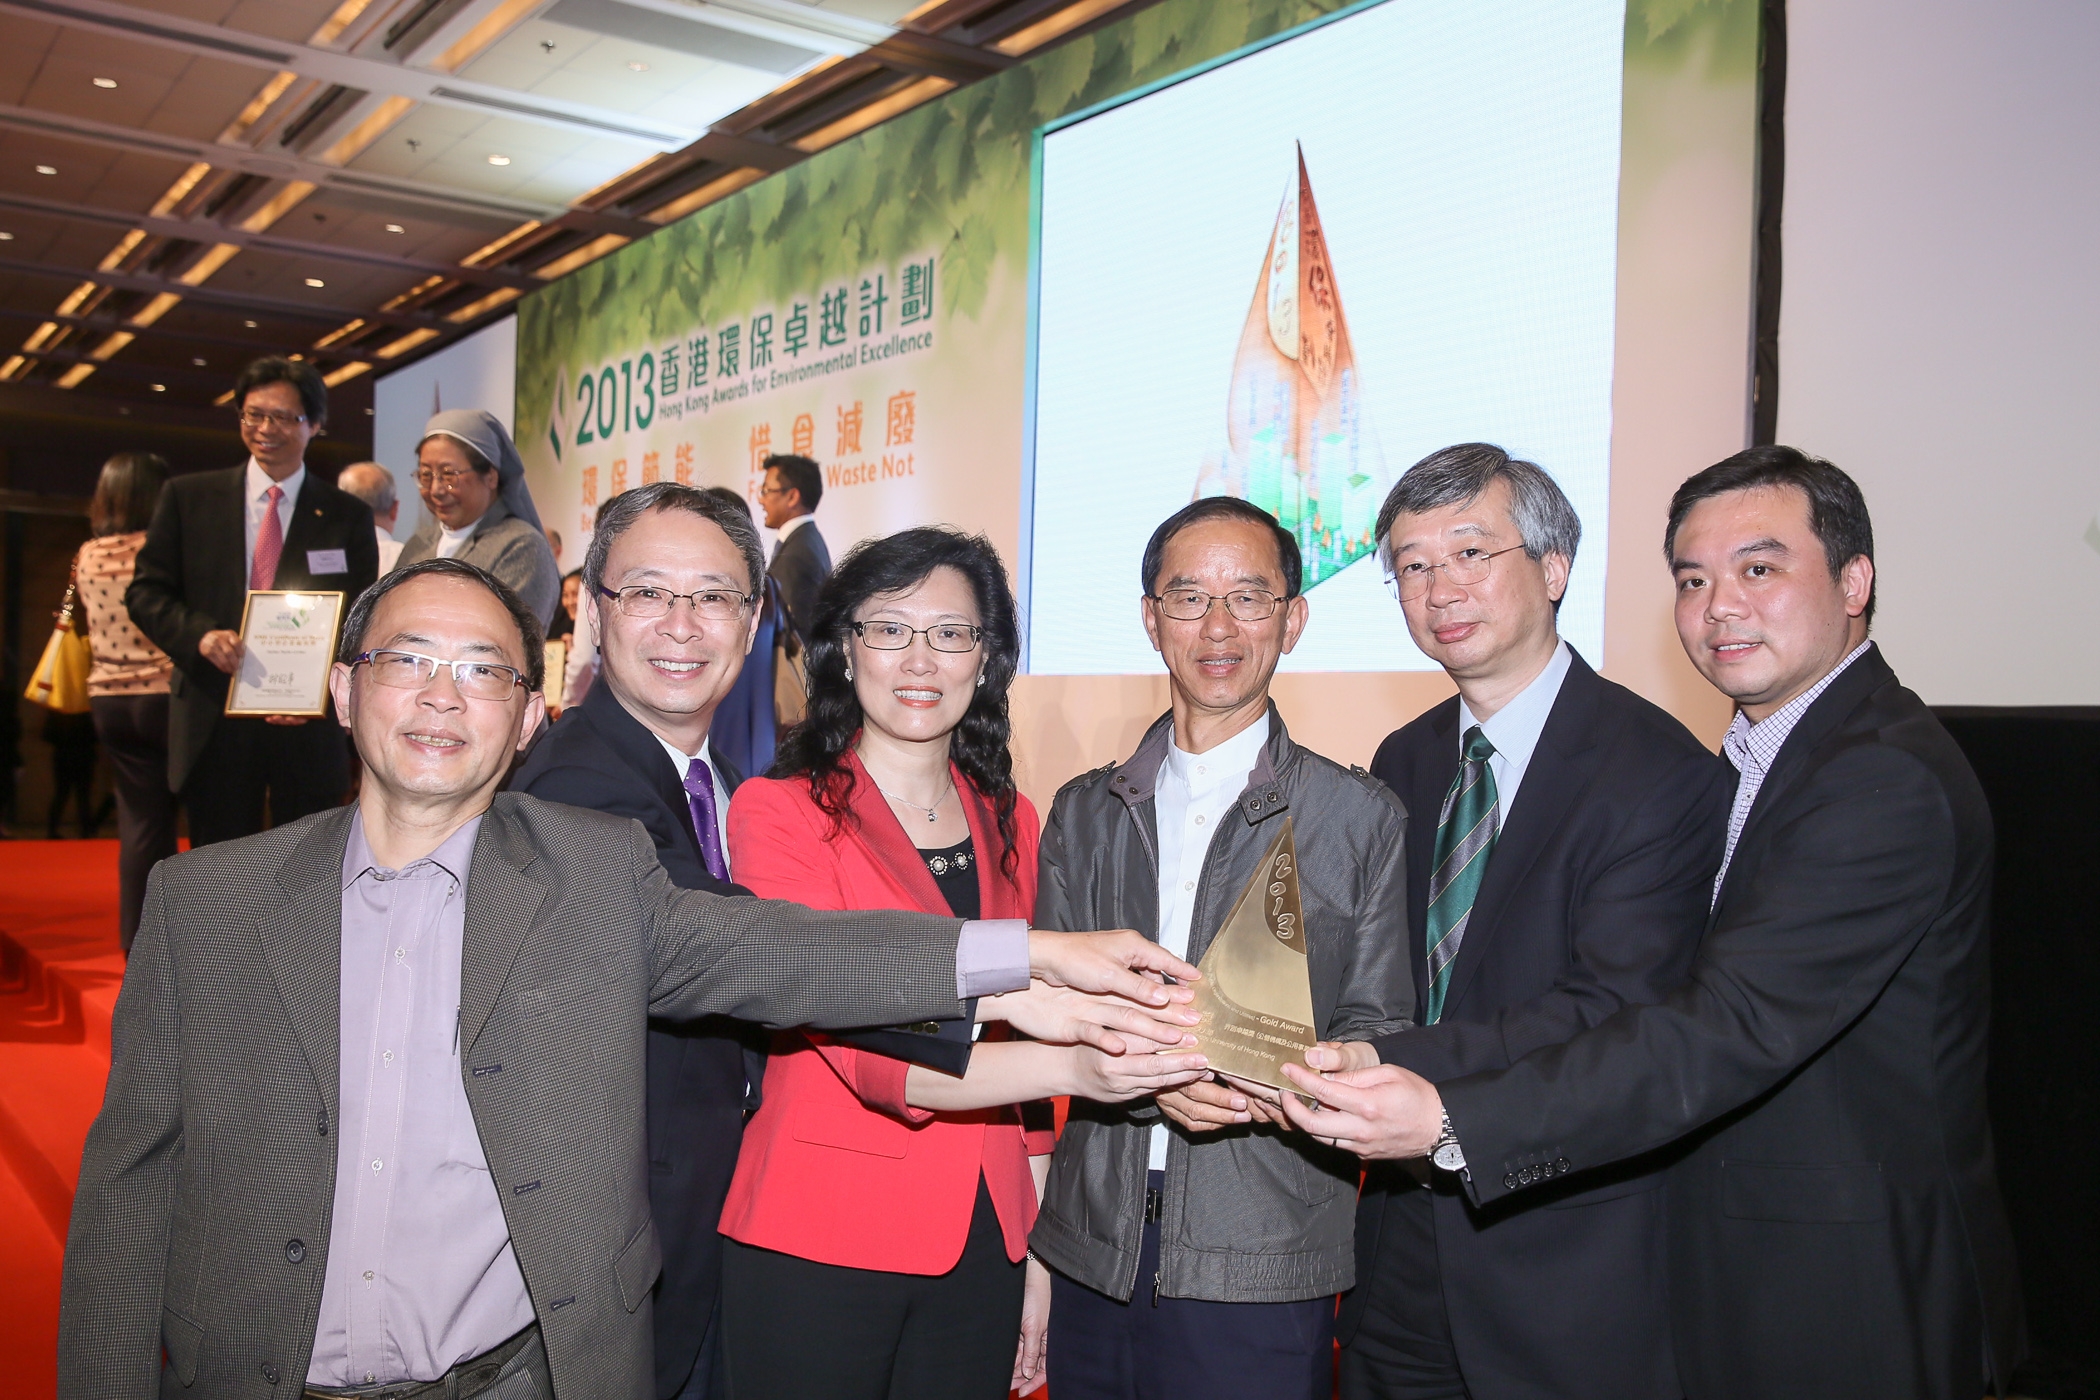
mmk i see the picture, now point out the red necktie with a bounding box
[251,484,284,590]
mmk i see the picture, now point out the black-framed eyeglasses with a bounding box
[599,584,756,621]
[239,407,307,429]
[352,649,527,701]
[1386,543,1530,601]
[849,620,983,653]
[1147,588,1284,622]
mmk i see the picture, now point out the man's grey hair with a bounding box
[583,482,766,603]
[1374,442,1582,575]
[337,461,397,515]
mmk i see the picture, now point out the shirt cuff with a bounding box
[954,918,1030,999]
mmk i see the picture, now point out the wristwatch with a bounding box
[1429,1108,1466,1173]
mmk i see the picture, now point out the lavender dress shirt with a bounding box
[306,809,1028,1387]
[308,813,533,1387]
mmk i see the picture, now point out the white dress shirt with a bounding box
[769,510,813,558]
[375,525,404,575]
[1149,711,1271,1169]
[655,731,733,879]
[1455,640,1574,822]
[243,457,304,584]
[1713,639,1873,899]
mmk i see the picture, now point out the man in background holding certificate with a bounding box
[1029,497,1412,1400]
[127,357,378,845]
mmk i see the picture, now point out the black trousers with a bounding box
[89,694,178,949]
[182,713,347,848]
[1341,1185,1465,1400]
[719,1177,1023,1400]
[1047,1172,1336,1400]
[43,709,101,839]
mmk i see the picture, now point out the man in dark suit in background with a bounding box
[512,483,970,1400]
[1284,448,2024,1400]
[126,356,378,846]
[757,452,830,646]
[1172,446,1729,1398]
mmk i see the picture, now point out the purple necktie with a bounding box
[681,756,729,882]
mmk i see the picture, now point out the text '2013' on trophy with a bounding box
[1190,817,1318,1105]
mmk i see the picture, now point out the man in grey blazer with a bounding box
[59,558,1204,1400]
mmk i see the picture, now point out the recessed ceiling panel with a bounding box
[542,0,823,74]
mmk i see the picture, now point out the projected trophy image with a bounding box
[1194,147,1389,588]
[1026,0,1623,675]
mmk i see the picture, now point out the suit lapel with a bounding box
[1442,657,1606,1016]
[841,753,952,916]
[459,798,552,1054]
[581,682,707,869]
[257,806,357,1113]
[1712,645,1893,922]
[958,775,1029,921]
[1407,702,1462,964]
[209,467,252,613]
[280,474,326,565]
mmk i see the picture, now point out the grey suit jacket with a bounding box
[58,793,973,1400]
[397,498,561,628]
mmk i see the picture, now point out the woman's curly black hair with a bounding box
[770,526,1023,877]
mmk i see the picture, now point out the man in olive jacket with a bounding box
[1031,499,1413,1400]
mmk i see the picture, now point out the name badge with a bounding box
[306,548,348,575]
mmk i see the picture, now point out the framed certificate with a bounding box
[224,590,346,717]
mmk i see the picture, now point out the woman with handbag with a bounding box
[74,451,176,947]
[716,527,1207,1400]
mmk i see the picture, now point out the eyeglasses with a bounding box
[1147,588,1284,622]
[1386,543,1530,601]
[600,584,755,621]
[352,649,527,701]
[414,467,481,489]
[239,407,307,429]
[849,620,983,653]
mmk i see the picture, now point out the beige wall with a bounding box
[1006,24,1757,815]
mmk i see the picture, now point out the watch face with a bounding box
[1432,1142,1466,1173]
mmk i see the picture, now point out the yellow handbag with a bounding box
[25,582,93,714]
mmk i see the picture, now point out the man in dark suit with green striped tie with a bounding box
[1301,443,1729,1398]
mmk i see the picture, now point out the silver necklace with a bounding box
[873,775,954,823]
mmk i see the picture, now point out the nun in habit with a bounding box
[396,408,563,627]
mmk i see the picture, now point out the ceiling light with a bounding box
[486,154,511,166]
[0,231,12,241]
[93,77,117,88]
[191,357,206,366]
[35,164,57,175]
[305,277,326,287]
[628,60,649,72]
[384,223,405,234]
[244,319,258,328]
[150,383,166,392]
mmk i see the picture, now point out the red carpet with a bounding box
[0,840,125,1399]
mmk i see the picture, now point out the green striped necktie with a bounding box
[1424,725,1500,1025]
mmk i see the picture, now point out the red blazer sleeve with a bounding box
[811,1039,935,1124]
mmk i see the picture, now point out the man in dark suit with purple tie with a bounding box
[512,483,968,1400]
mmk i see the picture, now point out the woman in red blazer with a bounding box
[719,528,1205,1400]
